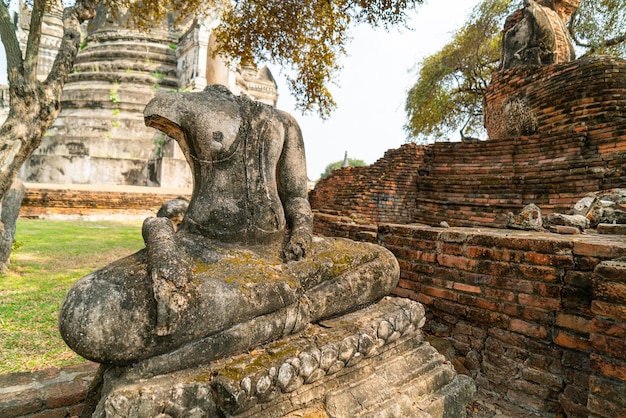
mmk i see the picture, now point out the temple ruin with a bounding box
[308,2,626,417]
[8,1,278,189]
[1,1,625,417]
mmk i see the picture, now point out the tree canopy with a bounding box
[404,0,626,143]
[109,0,423,118]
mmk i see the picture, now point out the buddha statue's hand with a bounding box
[142,217,194,336]
[282,227,312,262]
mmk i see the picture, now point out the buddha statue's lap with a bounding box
[59,84,399,368]
[59,232,398,365]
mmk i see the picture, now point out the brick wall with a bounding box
[312,214,626,417]
[0,362,97,418]
[484,56,626,138]
[19,183,191,219]
[309,144,424,225]
[310,57,626,228]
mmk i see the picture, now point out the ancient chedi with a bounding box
[486,0,581,139]
[17,3,278,188]
[59,85,475,417]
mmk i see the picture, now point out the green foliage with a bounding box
[572,0,626,56]
[405,0,511,143]
[404,0,626,144]
[106,0,424,118]
[109,83,121,104]
[320,158,367,179]
[0,220,144,373]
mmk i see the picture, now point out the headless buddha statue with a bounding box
[59,85,399,372]
[502,0,580,69]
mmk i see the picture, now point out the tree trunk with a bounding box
[0,0,98,269]
[0,178,25,273]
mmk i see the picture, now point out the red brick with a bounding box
[587,394,626,418]
[556,313,591,334]
[452,282,481,294]
[392,287,420,302]
[590,353,626,381]
[574,241,626,259]
[484,287,516,302]
[594,280,626,305]
[440,242,464,256]
[554,330,589,350]
[595,261,626,282]
[458,294,501,311]
[398,278,420,292]
[590,333,626,360]
[589,375,626,406]
[436,254,477,271]
[518,293,561,311]
[0,388,43,417]
[509,318,549,339]
[591,317,626,339]
[465,246,493,259]
[503,303,523,318]
[525,251,574,268]
[31,408,73,418]
[45,379,89,409]
[517,264,560,281]
[592,300,626,322]
[523,306,553,325]
[420,285,458,301]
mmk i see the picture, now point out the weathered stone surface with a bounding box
[59,86,403,416]
[156,197,188,230]
[543,213,589,232]
[501,0,578,69]
[585,189,626,227]
[88,298,475,418]
[506,203,543,231]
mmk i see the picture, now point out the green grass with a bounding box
[0,219,144,374]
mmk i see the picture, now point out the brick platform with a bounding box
[312,213,626,417]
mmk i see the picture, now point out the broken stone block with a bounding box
[544,213,589,232]
[506,203,543,231]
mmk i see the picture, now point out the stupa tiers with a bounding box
[15,3,278,188]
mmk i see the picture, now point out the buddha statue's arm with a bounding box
[276,110,313,261]
[142,217,194,336]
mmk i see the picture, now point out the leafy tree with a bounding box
[320,158,367,179]
[404,0,626,143]
[570,0,626,56]
[0,0,423,269]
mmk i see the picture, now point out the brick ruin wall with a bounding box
[310,57,626,228]
[310,56,626,417]
[314,214,626,417]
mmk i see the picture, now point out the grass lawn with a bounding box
[0,219,144,374]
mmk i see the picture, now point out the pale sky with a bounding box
[270,0,483,180]
[0,0,484,181]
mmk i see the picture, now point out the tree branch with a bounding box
[0,2,24,86]
[24,0,47,83]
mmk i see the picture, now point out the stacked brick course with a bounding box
[589,259,626,417]
[0,362,97,418]
[312,215,626,417]
[309,143,424,225]
[311,57,626,228]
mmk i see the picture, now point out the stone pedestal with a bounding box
[87,297,475,417]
